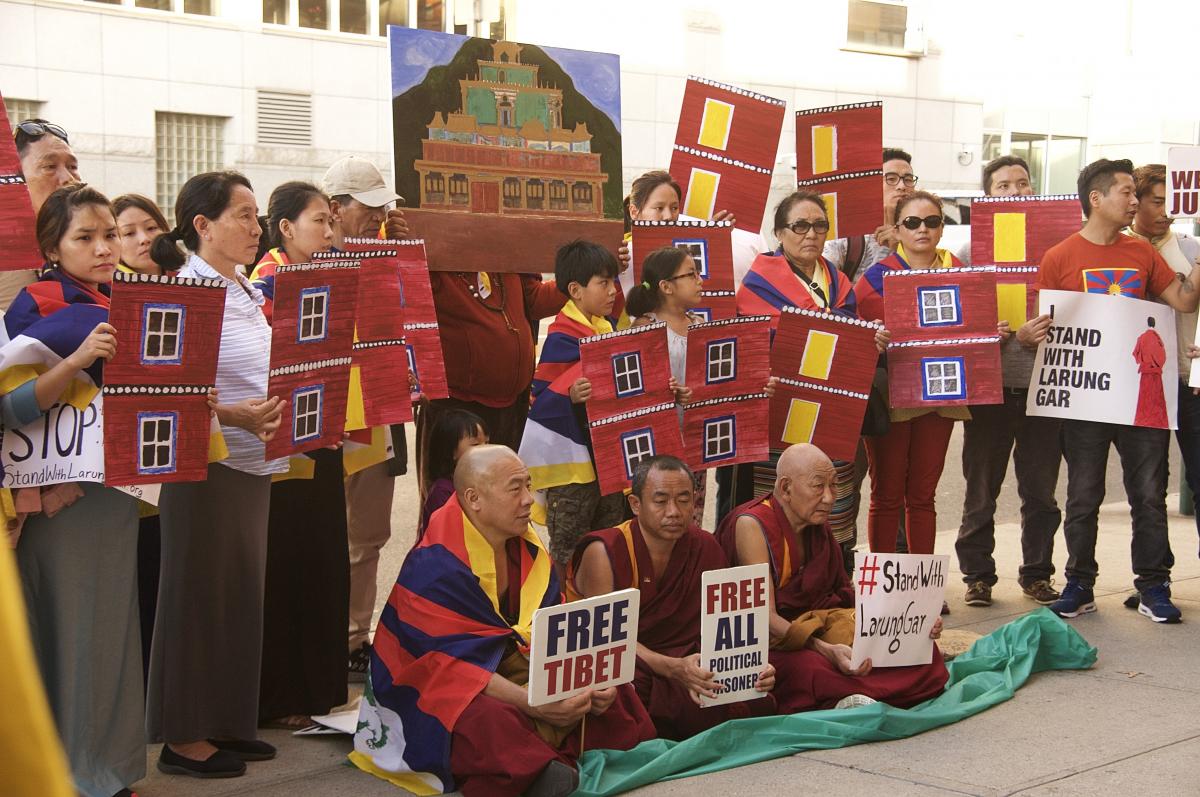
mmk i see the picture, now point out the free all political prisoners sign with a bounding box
[1026,290,1178,429]
[850,552,947,669]
[527,588,640,707]
[698,563,769,707]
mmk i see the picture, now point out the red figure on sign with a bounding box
[1132,317,1169,428]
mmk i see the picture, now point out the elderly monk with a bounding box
[716,443,948,711]
[570,455,777,739]
[351,445,654,797]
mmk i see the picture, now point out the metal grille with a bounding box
[155,112,225,221]
[4,98,43,127]
[256,90,313,147]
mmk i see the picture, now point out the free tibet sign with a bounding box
[850,552,947,669]
[698,563,770,707]
[527,589,640,707]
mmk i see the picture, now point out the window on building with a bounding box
[705,339,736,384]
[138,412,177,475]
[503,178,522,209]
[548,180,568,211]
[3,97,42,127]
[142,304,185,363]
[136,0,172,9]
[84,0,122,5]
[298,287,330,342]
[921,357,966,401]
[293,386,323,442]
[156,112,225,221]
[379,0,410,34]
[982,132,1086,195]
[620,428,655,480]
[917,286,961,327]
[526,179,544,210]
[417,0,445,31]
[673,239,709,279]
[340,0,368,33]
[846,0,921,53]
[571,182,593,211]
[299,0,328,29]
[612,352,644,397]
[183,0,213,14]
[703,416,736,463]
[263,0,288,24]
[448,173,469,205]
[424,171,445,203]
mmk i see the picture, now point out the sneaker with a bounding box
[834,693,878,710]
[1137,584,1182,624]
[964,581,992,607]
[1021,579,1061,605]
[349,642,371,683]
[1050,580,1096,618]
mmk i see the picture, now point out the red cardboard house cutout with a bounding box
[669,76,786,233]
[883,267,1002,408]
[969,194,1080,267]
[266,260,360,458]
[103,272,226,486]
[589,402,685,494]
[631,219,737,320]
[0,97,44,271]
[684,316,771,403]
[795,102,884,240]
[995,265,1039,330]
[392,239,449,401]
[681,394,769,471]
[768,307,878,461]
[579,323,673,421]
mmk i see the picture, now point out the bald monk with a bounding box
[351,445,654,797]
[716,443,949,711]
[570,455,777,739]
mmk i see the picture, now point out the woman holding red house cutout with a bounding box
[854,191,981,558]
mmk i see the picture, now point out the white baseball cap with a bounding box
[322,155,403,208]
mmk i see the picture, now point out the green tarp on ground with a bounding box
[575,608,1097,796]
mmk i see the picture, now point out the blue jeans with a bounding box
[1061,419,1172,591]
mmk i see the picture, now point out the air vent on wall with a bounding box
[257,90,313,146]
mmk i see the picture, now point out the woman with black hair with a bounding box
[147,171,286,779]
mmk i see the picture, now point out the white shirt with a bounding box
[178,253,288,476]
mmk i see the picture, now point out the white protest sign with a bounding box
[698,563,769,707]
[1167,146,1200,219]
[527,588,639,707]
[115,482,161,506]
[2,395,105,488]
[1191,322,1200,390]
[1026,290,1177,429]
[850,552,947,669]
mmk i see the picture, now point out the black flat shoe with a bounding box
[209,737,277,761]
[157,745,246,778]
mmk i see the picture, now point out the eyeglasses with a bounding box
[785,219,830,236]
[899,215,944,230]
[14,120,69,145]
[884,173,918,187]
[665,270,702,282]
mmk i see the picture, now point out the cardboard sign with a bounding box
[393,240,450,401]
[388,31,624,273]
[995,266,1039,329]
[1027,290,1178,429]
[2,395,104,488]
[1167,146,1200,219]
[669,77,785,233]
[630,220,735,308]
[969,195,1080,267]
[0,96,43,271]
[527,588,640,707]
[580,323,673,421]
[681,394,769,471]
[795,102,884,240]
[698,563,770,707]
[850,552,947,669]
[589,402,686,494]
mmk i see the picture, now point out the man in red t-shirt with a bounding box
[1022,158,1200,624]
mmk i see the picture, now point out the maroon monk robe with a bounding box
[716,495,949,713]
[450,532,655,797]
[569,520,777,740]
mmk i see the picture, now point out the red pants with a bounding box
[865,413,955,554]
[448,686,655,797]
[769,644,948,713]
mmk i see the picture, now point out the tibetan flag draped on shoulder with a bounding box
[855,244,961,323]
[737,252,856,325]
[518,301,612,493]
[0,269,109,409]
[249,247,286,323]
[350,494,559,794]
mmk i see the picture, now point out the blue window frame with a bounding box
[920,357,967,401]
[140,303,185,364]
[137,411,178,475]
[619,427,656,480]
[672,238,709,279]
[292,384,324,442]
[702,414,736,463]
[405,344,420,392]
[916,286,962,327]
[298,286,331,342]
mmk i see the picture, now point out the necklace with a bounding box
[458,272,517,332]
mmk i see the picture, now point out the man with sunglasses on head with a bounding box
[7,119,81,308]
[822,148,917,282]
[954,155,1064,610]
[1026,158,1200,624]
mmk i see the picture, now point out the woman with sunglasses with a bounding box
[853,191,973,560]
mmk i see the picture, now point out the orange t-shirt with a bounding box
[1037,232,1175,299]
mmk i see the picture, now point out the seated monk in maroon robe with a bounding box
[716,443,949,711]
[570,455,777,739]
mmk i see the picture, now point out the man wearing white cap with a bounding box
[322,155,411,679]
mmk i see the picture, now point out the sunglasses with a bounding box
[14,120,69,144]
[899,215,944,230]
[785,219,831,236]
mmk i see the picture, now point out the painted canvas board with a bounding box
[969,195,1080,267]
[0,96,43,271]
[388,29,623,272]
[795,102,883,240]
[668,77,786,233]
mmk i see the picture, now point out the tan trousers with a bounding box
[345,460,396,652]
